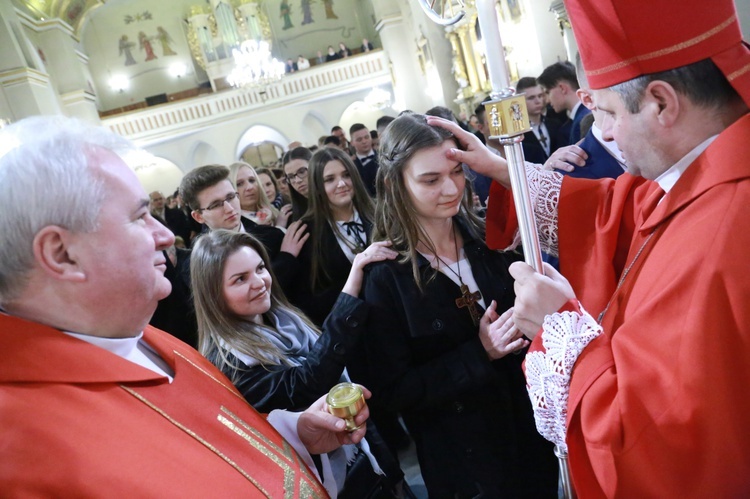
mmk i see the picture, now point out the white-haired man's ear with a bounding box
[33,226,87,283]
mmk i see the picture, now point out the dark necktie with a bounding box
[342,221,367,251]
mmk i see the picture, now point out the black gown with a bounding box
[351,221,558,498]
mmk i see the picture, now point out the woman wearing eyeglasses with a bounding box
[286,147,375,327]
[281,146,312,222]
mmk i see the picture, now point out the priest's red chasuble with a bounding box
[0,315,328,498]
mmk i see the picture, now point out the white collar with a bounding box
[66,330,143,356]
[356,150,375,160]
[654,135,718,194]
[335,209,361,226]
[64,330,174,382]
[568,101,583,120]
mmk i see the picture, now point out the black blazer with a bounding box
[289,218,372,326]
[222,293,367,412]
[350,223,557,498]
[193,218,299,298]
[239,217,301,295]
[353,153,378,197]
[163,207,193,243]
[150,248,197,348]
[521,115,563,164]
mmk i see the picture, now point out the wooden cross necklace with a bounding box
[433,225,483,326]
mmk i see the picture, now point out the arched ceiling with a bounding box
[13,0,105,34]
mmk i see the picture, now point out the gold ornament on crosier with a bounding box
[484,95,531,139]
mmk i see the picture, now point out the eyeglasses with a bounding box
[285,167,308,184]
[197,192,238,212]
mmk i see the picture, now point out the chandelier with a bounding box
[364,87,392,109]
[227,40,285,89]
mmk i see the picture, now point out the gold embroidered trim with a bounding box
[221,407,323,494]
[120,386,269,497]
[218,407,324,498]
[728,62,750,81]
[587,14,737,77]
[173,350,245,400]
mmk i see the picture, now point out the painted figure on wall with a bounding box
[139,31,157,61]
[156,27,177,56]
[280,1,294,30]
[323,0,338,19]
[65,0,86,27]
[119,35,137,65]
[301,0,314,25]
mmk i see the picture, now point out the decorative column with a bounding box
[549,1,577,62]
[408,1,460,111]
[455,23,481,93]
[0,5,61,121]
[466,13,490,93]
[371,0,432,112]
[34,17,99,123]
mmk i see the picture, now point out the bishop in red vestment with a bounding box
[427,0,750,495]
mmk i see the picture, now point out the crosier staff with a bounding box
[417,0,572,496]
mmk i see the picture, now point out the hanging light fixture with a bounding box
[227,40,285,89]
[364,87,392,109]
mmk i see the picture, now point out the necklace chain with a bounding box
[597,227,660,324]
[432,223,464,284]
[430,223,483,326]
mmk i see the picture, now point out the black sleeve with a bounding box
[230,293,368,412]
[271,250,301,297]
[246,223,284,259]
[357,265,497,414]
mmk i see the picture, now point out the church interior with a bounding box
[4,0,747,194]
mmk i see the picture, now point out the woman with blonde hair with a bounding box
[190,229,404,497]
[351,113,558,497]
[229,162,291,229]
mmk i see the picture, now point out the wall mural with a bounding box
[185,0,367,72]
[64,0,87,28]
[323,0,338,20]
[280,1,294,30]
[278,0,342,31]
[119,35,137,66]
[124,11,153,24]
[119,26,178,67]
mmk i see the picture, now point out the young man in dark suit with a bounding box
[516,76,563,163]
[350,123,378,196]
[538,61,591,146]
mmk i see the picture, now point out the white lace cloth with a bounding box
[525,163,562,257]
[525,305,602,452]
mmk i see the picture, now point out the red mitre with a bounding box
[564,0,750,105]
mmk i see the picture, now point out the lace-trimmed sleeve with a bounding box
[526,163,563,257]
[525,303,602,452]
